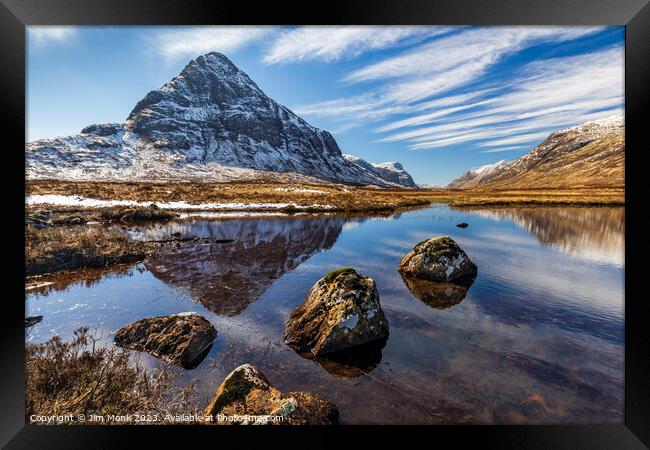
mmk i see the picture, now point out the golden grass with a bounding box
[26,327,198,423]
[25,227,151,276]
[439,187,625,207]
[26,180,624,212]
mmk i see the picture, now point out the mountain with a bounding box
[447,115,624,189]
[447,160,512,189]
[26,52,415,188]
[343,155,418,188]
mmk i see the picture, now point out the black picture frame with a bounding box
[2,0,648,447]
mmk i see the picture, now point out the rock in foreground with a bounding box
[398,236,477,284]
[204,364,338,425]
[114,312,216,369]
[284,268,389,356]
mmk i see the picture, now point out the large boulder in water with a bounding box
[114,312,216,369]
[204,364,339,425]
[398,236,477,284]
[284,268,389,356]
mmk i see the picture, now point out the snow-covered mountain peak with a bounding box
[554,114,624,139]
[375,161,404,171]
[27,52,416,187]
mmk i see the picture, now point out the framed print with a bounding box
[2,0,648,447]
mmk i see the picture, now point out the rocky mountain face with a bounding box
[26,52,415,188]
[447,115,624,189]
[343,155,418,188]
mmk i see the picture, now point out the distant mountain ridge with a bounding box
[447,115,624,189]
[447,160,512,189]
[343,155,418,188]
[26,52,416,188]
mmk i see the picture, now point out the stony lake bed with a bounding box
[25,203,624,425]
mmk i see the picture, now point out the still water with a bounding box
[25,205,625,424]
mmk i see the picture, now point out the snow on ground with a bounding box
[273,187,326,194]
[25,194,335,211]
[178,211,316,219]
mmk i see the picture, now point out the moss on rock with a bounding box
[210,368,263,412]
[323,267,356,283]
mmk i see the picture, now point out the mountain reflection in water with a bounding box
[129,217,344,315]
[468,206,624,266]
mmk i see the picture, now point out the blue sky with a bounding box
[27,26,624,186]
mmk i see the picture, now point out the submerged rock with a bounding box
[114,312,216,369]
[400,275,471,309]
[398,236,477,284]
[204,364,339,425]
[284,268,389,356]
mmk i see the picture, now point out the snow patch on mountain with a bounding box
[556,114,623,137]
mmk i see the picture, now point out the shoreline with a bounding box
[26,180,624,212]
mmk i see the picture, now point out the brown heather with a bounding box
[25,227,151,276]
[25,327,198,423]
[26,180,623,212]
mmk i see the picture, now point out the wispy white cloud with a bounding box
[375,99,493,132]
[386,46,624,150]
[29,26,78,46]
[263,26,451,64]
[344,27,602,84]
[293,89,493,130]
[148,26,273,61]
[300,43,618,153]
[296,27,610,136]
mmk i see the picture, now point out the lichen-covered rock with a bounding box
[204,364,339,425]
[114,312,216,369]
[398,236,477,284]
[400,275,471,309]
[284,268,389,356]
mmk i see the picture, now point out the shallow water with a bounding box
[25,205,624,424]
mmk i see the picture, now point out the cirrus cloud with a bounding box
[263,26,452,64]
